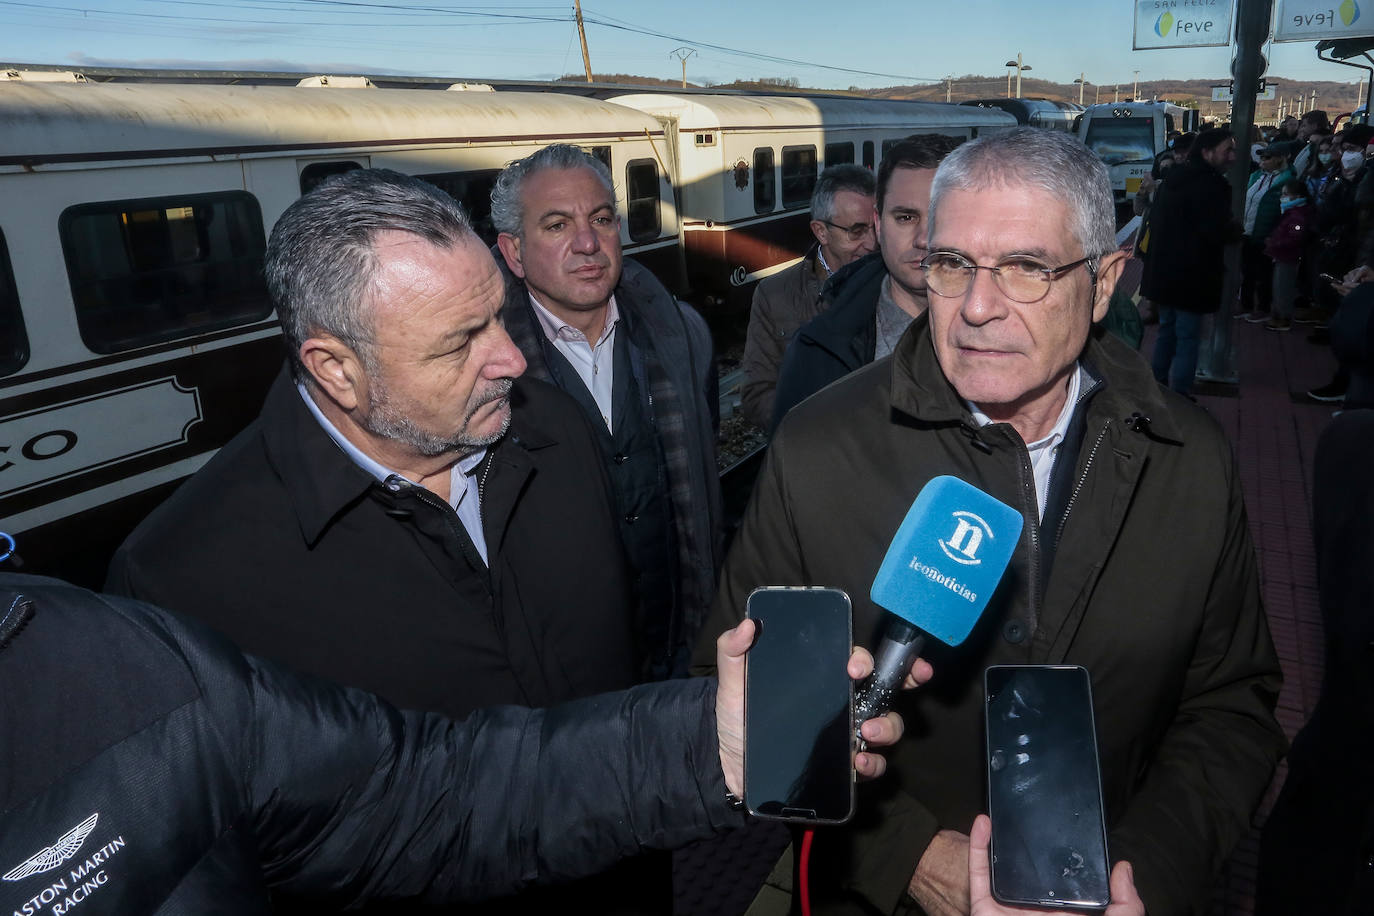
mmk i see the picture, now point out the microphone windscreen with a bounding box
[870,475,1023,646]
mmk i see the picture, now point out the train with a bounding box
[0,69,1016,584]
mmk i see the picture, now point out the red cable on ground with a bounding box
[799,828,815,916]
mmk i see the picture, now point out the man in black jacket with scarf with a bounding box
[494,144,721,681]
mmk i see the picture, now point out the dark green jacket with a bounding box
[693,316,1283,915]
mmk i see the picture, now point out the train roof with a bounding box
[0,81,667,167]
[608,92,1017,132]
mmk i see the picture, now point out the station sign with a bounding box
[1212,80,1277,101]
[1273,0,1374,41]
[1134,0,1235,49]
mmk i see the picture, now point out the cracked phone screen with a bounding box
[985,665,1110,909]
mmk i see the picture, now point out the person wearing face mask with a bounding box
[1238,141,1297,323]
[1308,127,1374,331]
[1262,180,1315,331]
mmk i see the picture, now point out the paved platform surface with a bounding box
[1179,315,1339,916]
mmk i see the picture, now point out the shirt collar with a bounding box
[965,362,1086,448]
[528,293,620,347]
[296,381,486,487]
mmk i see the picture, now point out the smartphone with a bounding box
[744,586,854,824]
[984,665,1111,910]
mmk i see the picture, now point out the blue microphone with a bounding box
[854,476,1023,731]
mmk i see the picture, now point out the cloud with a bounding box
[61,52,416,76]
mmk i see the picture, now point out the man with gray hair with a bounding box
[494,143,720,682]
[106,164,641,817]
[740,163,876,426]
[694,128,1283,915]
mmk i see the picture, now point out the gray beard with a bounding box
[362,377,514,458]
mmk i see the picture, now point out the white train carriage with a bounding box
[611,92,1016,298]
[0,78,679,584]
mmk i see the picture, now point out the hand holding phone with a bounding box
[744,586,854,824]
[984,665,1110,910]
[968,816,1144,916]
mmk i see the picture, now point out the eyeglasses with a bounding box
[919,251,1099,303]
[819,219,875,242]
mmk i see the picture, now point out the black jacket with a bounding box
[0,574,736,914]
[1140,159,1236,313]
[770,252,887,430]
[696,318,1283,915]
[106,369,637,720]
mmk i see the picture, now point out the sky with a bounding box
[0,0,1366,94]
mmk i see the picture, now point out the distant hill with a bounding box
[563,71,1363,120]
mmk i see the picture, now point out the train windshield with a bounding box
[1083,117,1156,165]
[0,228,29,376]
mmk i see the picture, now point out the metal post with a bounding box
[1133,70,1140,100]
[946,76,953,103]
[1200,0,1275,387]
[1077,72,1085,105]
[1016,53,1024,99]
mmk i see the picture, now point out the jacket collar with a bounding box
[259,369,554,546]
[889,318,1185,444]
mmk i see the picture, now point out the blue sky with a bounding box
[0,0,1363,92]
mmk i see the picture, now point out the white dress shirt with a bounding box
[529,294,620,432]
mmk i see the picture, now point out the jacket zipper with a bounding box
[1016,447,1043,631]
[396,476,494,597]
[1054,419,1112,551]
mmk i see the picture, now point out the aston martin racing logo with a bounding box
[3,814,98,882]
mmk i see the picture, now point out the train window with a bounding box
[825,142,854,167]
[626,159,661,243]
[0,228,29,377]
[588,146,613,170]
[59,192,270,355]
[417,169,502,245]
[753,148,776,214]
[299,160,362,195]
[695,133,716,147]
[781,146,818,209]
[863,141,875,170]
[881,138,899,157]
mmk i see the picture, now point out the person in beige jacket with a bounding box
[739,164,875,426]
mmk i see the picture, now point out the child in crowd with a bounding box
[1264,179,1315,331]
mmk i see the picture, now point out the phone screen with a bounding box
[985,665,1110,910]
[744,587,854,824]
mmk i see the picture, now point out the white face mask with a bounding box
[1342,150,1365,171]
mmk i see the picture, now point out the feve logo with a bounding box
[1342,0,1360,27]
[1155,11,1175,36]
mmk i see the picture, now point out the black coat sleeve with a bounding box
[183,616,736,906]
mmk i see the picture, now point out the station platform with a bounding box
[1186,315,1338,916]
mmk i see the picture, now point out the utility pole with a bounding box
[945,75,953,103]
[1095,84,1101,104]
[574,0,593,83]
[670,47,696,89]
[1075,72,1086,105]
[1114,84,1120,102]
[1311,88,1317,111]
[1133,70,1140,101]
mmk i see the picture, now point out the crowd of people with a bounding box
[19,119,1367,916]
[1136,109,1374,407]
